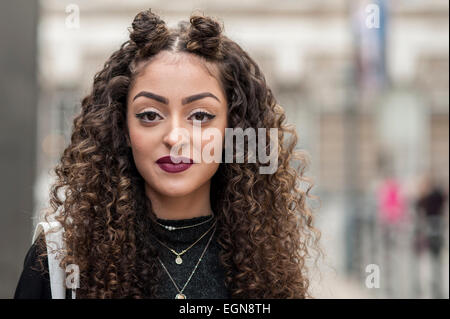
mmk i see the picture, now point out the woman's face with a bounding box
[127,51,228,198]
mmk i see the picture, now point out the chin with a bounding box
[150,177,198,197]
[157,186,197,198]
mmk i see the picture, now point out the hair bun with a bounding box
[129,9,169,56]
[187,15,224,59]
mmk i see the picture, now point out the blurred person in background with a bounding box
[414,173,447,298]
[376,172,407,297]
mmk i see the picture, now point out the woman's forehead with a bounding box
[130,51,224,97]
[135,50,218,74]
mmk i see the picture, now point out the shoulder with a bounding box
[14,233,52,299]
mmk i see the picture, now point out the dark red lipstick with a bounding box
[156,155,194,173]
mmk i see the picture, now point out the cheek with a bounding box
[129,128,145,150]
[192,161,220,188]
[198,119,227,153]
[128,125,157,160]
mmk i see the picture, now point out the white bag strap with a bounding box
[32,221,76,299]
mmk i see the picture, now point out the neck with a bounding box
[145,181,213,220]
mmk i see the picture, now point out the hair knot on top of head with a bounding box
[129,9,169,58]
[186,15,224,59]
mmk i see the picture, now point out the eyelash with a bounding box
[135,110,216,123]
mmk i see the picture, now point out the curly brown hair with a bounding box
[36,8,322,298]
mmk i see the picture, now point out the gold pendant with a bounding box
[175,293,186,299]
[175,256,183,264]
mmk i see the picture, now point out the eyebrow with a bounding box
[132,91,220,105]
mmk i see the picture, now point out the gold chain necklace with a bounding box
[152,220,216,265]
[157,224,217,299]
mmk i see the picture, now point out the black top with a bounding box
[14,233,53,299]
[151,214,230,299]
[14,214,230,299]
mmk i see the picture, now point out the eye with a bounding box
[135,111,163,123]
[188,111,216,123]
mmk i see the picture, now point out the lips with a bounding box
[156,156,194,164]
[156,155,194,173]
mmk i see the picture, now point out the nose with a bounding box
[162,116,190,151]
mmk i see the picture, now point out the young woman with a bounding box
[14,9,321,299]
